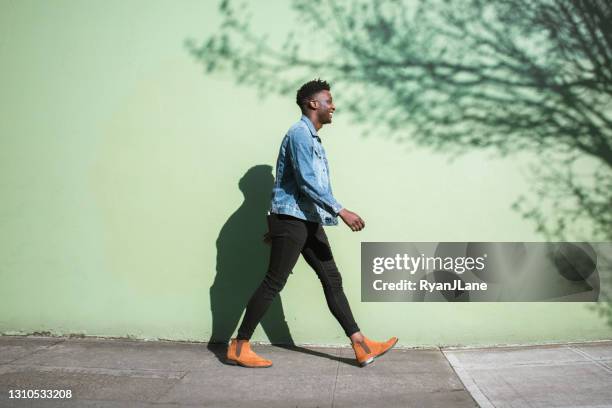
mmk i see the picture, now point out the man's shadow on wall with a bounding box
[206,164,363,367]
[208,165,294,351]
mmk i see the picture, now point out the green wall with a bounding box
[1,0,610,347]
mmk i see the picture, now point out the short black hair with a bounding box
[296,79,330,113]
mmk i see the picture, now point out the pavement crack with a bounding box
[2,339,65,365]
[568,345,612,373]
[330,348,341,408]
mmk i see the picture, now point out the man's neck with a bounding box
[306,114,322,131]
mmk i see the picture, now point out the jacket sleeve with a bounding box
[287,127,343,215]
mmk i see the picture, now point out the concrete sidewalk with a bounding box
[0,336,611,407]
[443,341,612,408]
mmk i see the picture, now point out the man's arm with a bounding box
[288,127,365,231]
[287,127,343,215]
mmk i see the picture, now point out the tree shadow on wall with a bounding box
[207,165,294,361]
[190,0,612,329]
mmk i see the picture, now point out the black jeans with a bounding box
[236,213,360,340]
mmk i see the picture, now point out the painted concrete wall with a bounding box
[1,0,610,346]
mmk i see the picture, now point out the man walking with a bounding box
[226,79,398,368]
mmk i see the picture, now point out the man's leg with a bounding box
[301,223,398,367]
[301,222,361,338]
[236,214,307,340]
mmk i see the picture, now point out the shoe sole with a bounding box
[226,359,273,368]
[359,337,399,367]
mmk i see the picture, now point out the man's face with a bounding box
[310,90,335,124]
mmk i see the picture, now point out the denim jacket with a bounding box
[269,115,343,226]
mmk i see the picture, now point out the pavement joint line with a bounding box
[0,363,187,379]
[442,349,495,408]
[1,338,65,366]
[567,345,612,374]
[439,339,612,352]
[445,360,602,370]
[330,347,341,408]
[25,397,202,407]
[152,370,191,404]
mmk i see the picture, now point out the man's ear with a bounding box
[308,99,318,110]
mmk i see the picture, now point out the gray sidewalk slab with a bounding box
[443,341,612,408]
[2,336,611,407]
[0,335,476,408]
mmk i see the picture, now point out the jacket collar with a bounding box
[300,114,320,141]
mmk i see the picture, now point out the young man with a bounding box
[226,79,398,368]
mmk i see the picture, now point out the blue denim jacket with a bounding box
[269,115,343,226]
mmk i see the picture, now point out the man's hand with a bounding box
[339,208,365,231]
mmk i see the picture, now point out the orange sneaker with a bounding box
[352,336,398,367]
[226,338,273,368]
